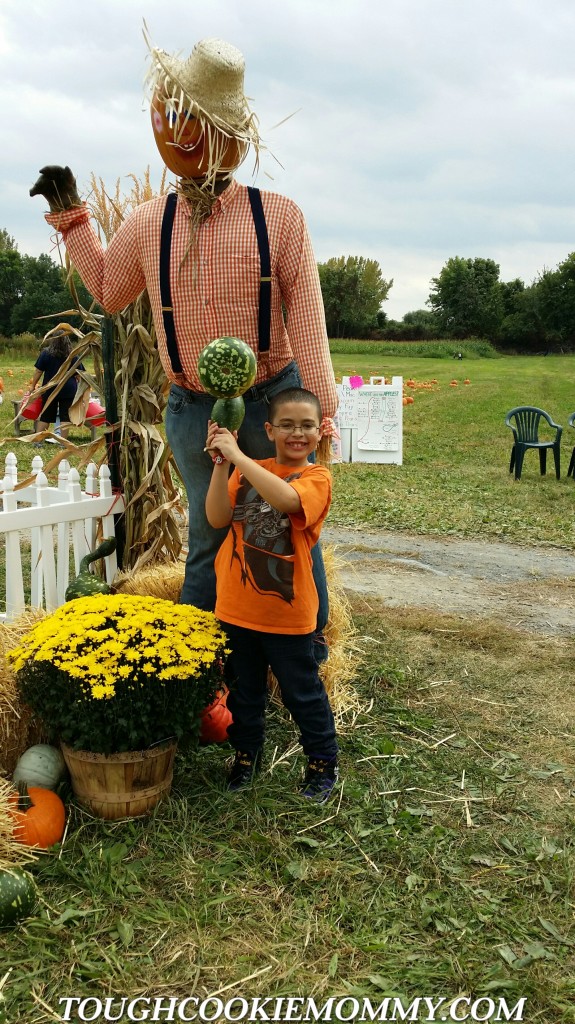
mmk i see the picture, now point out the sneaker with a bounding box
[227,750,262,792]
[300,756,339,804]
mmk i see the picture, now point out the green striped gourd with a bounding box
[197,337,257,400]
[0,868,37,928]
[65,537,116,600]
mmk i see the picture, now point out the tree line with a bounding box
[2,225,574,352]
[0,229,93,338]
[319,253,575,352]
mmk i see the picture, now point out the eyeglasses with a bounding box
[269,422,320,437]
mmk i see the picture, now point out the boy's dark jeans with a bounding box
[222,623,338,759]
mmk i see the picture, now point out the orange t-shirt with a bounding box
[214,459,332,634]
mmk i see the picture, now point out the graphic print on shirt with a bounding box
[230,473,302,603]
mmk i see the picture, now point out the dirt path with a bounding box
[322,525,575,637]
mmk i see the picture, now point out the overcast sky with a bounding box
[1,0,575,320]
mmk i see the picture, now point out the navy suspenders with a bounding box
[159,187,271,377]
[159,192,182,374]
[246,186,271,354]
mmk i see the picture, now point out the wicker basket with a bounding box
[60,740,176,820]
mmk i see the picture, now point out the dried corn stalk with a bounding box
[60,169,185,570]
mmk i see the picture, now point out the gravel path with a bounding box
[322,525,575,636]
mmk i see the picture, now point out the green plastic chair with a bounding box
[505,406,562,481]
[567,412,575,478]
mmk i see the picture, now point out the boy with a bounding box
[205,387,338,803]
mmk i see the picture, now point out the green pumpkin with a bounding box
[210,396,246,432]
[13,745,67,791]
[65,537,117,601]
[0,868,37,928]
[197,337,257,399]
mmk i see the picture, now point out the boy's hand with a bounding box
[205,420,226,464]
[208,426,240,463]
[205,421,239,464]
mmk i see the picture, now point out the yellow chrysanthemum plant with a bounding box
[7,595,229,755]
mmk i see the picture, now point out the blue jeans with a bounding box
[165,361,329,630]
[223,622,338,758]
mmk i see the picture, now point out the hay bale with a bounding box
[113,560,185,604]
[0,609,47,777]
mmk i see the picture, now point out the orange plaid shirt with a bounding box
[46,180,337,418]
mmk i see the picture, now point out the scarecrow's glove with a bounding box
[29,165,82,212]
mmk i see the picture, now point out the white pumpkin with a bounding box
[13,744,67,791]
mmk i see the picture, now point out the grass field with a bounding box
[1,352,574,1023]
[330,353,575,548]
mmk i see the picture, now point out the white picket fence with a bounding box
[0,453,125,622]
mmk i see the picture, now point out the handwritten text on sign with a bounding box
[356,390,401,450]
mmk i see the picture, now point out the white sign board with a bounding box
[356,389,401,451]
[337,376,403,464]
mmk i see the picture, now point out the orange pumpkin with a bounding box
[406,396,415,404]
[402,397,408,406]
[200,689,233,744]
[150,93,246,179]
[9,783,66,849]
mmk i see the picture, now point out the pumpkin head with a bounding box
[200,689,232,744]
[151,93,246,179]
[9,783,66,849]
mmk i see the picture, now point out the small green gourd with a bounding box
[0,867,37,928]
[211,396,246,432]
[65,537,117,601]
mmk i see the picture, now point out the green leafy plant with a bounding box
[7,595,228,754]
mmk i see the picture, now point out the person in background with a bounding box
[29,33,337,659]
[205,386,338,803]
[30,328,83,440]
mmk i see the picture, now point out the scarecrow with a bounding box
[30,32,337,643]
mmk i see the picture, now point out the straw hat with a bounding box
[145,33,261,152]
